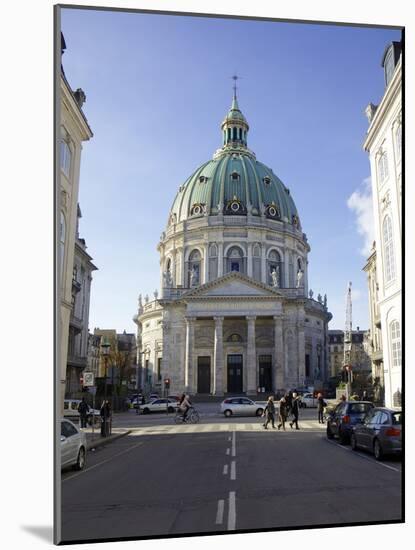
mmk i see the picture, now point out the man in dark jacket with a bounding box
[289,392,300,430]
[78,397,90,428]
[263,396,276,429]
[317,392,327,424]
[100,400,111,437]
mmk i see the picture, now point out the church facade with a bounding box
[134,92,331,396]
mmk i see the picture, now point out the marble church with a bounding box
[134,90,332,396]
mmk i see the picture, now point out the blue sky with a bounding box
[60,8,401,334]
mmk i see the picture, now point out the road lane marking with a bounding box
[228,491,236,530]
[325,439,401,472]
[215,500,224,524]
[231,431,236,457]
[223,464,229,475]
[230,461,236,480]
[226,448,230,455]
[62,441,145,482]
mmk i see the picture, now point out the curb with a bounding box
[87,430,131,451]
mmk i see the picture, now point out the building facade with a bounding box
[65,206,97,395]
[59,34,93,405]
[328,329,371,379]
[134,93,331,396]
[363,41,402,408]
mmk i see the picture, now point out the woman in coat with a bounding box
[277,396,288,430]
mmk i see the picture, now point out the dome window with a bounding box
[265,203,279,219]
[292,214,300,227]
[231,171,240,181]
[230,201,240,212]
[263,176,271,185]
[199,175,207,183]
[191,203,205,216]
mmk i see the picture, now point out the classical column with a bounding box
[246,316,257,394]
[261,245,267,284]
[218,242,224,277]
[284,249,290,288]
[213,316,224,395]
[297,316,306,386]
[247,242,253,277]
[171,248,177,287]
[184,317,195,393]
[203,244,209,284]
[273,315,284,390]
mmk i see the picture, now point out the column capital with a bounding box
[214,316,224,324]
[273,315,283,322]
[185,316,196,325]
[246,315,257,322]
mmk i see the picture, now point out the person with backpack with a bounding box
[263,396,276,429]
[317,392,327,424]
[77,397,90,428]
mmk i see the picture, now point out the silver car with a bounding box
[141,398,179,414]
[220,397,266,417]
[350,407,402,460]
[61,419,87,470]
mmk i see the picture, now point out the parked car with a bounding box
[148,393,160,401]
[326,400,374,444]
[350,407,402,460]
[299,393,317,408]
[63,399,100,425]
[220,397,266,417]
[61,419,87,470]
[141,398,179,414]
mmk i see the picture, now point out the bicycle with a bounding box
[174,406,200,424]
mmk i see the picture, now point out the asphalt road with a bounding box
[61,410,402,543]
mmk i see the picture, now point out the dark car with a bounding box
[350,407,402,460]
[326,401,374,444]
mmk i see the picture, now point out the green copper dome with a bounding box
[169,95,300,228]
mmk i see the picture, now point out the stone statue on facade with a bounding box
[154,289,159,300]
[138,294,143,313]
[163,269,173,287]
[309,289,314,299]
[323,294,327,308]
[296,268,304,288]
[217,202,223,214]
[317,293,322,303]
[144,294,149,304]
[189,266,198,287]
[271,267,279,288]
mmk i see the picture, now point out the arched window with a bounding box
[297,258,302,271]
[60,211,66,283]
[383,216,395,283]
[209,243,218,257]
[267,249,283,287]
[395,122,402,160]
[390,320,401,368]
[188,249,201,286]
[226,246,244,274]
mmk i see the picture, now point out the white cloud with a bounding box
[347,177,375,257]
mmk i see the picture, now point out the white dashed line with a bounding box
[215,499,224,524]
[223,464,229,475]
[228,491,236,530]
[230,461,236,480]
[226,448,230,455]
[231,431,236,457]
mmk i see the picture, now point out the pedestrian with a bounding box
[100,400,111,437]
[286,390,293,416]
[178,393,191,421]
[340,394,346,402]
[289,392,301,430]
[263,396,276,429]
[277,396,288,430]
[317,392,327,424]
[362,390,368,401]
[77,397,90,428]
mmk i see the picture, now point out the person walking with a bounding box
[289,392,301,430]
[317,392,327,424]
[277,396,288,430]
[100,400,111,437]
[77,397,90,428]
[285,390,293,416]
[263,396,276,429]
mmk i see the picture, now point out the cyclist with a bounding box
[178,393,192,421]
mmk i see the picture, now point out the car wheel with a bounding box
[373,439,384,461]
[224,410,232,418]
[256,408,264,417]
[326,423,334,439]
[351,433,358,451]
[339,428,348,445]
[168,407,174,413]
[142,408,150,415]
[74,447,86,470]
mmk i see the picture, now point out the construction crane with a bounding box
[343,281,353,397]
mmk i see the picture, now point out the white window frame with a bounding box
[390,320,401,368]
[395,122,402,162]
[377,148,389,186]
[60,139,72,177]
[382,215,396,284]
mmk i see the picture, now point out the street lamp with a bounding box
[100,337,111,433]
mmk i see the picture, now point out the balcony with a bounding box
[67,354,87,369]
[69,313,83,332]
[371,349,383,363]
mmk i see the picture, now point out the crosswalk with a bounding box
[129,420,325,437]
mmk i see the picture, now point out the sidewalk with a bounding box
[80,426,131,451]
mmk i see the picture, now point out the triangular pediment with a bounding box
[180,272,284,299]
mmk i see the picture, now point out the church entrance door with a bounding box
[197,356,211,394]
[227,354,243,393]
[258,355,272,392]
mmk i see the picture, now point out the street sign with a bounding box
[83,372,95,387]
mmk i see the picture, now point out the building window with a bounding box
[230,171,240,181]
[188,249,201,286]
[390,320,401,368]
[377,150,389,185]
[383,215,396,283]
[267,249,282,286]
[226,246,244,274]
[60,211,66,283]
[395,123,402,160]
[157,357,162,381]
[60,140,72,177]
